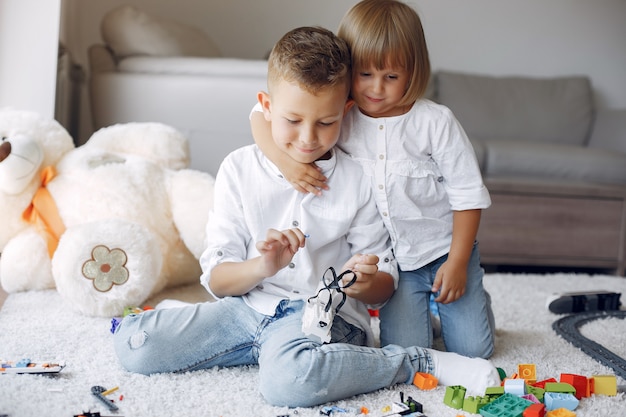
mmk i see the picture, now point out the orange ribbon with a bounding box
[22,166,66,258]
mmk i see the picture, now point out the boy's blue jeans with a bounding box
[379,243,495,358]
[113,297,434,407]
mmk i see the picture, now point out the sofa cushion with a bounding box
[101,5,221,59]
[118,56,267,78]
[482,140,626,185]
[588,109,626,154]
[436,71,594,146]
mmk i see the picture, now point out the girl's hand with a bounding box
[283,161,328,195]
[431,260,467,304]
[255,228,306,277]
[341,254,380,298]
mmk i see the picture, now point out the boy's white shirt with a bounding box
[339,99,491,271]
[199,144,398,346]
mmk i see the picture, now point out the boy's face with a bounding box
[260,80,353,164]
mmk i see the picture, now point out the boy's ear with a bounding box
[258,91,272,121]
[343,98,355,116]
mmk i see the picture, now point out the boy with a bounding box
[113,26,500,408]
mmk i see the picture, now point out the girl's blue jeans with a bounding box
[113,297,434,407]
[379,242,495,358]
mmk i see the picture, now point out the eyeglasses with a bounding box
[309,266,357,314]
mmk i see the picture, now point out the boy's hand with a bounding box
[256,228,306,277]
[284,162,328,195]
[431,260,467,304]
[340,254,380,298]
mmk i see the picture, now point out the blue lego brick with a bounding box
[479,393,533,417]
[544,392,579,411]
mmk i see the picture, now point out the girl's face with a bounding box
[352,64,410,118]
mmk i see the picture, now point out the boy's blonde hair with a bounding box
[267,26,351,96]
[338,0,431,105]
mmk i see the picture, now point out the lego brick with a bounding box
[463,395,491,414]
[444,385,466,410]
[479,393,533,417]
[523,403,546,417]
[505,378,527,396]
[544,392,579,411]
[518,364,537,383]
[485,386,505,396]
[544,382,575,394]
[526,385,545,402]
[559,373,589,399]
[413,372,438,390]
[592,374,617,396]
[545,408,576,417]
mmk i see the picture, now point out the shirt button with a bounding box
[384,257,390,263]
[382,212,388,217]
[289,263,295,269]
[379,125,384,130]
[379,154,384,160]
[292,220,299,227]
[293,290,300,294]
[217,250,223,256]
[438,176,444,182]
[378,184,384,190]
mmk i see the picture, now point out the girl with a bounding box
[251,0,495,358]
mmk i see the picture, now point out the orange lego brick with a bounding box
[413,372,438,390]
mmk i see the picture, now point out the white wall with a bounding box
[61,0,625,141]
[0,0,61,118]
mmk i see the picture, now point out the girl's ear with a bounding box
[344,98,355,116]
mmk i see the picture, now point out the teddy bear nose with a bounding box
[0,141,11,163]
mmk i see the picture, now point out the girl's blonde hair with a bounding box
[338,0,431,106]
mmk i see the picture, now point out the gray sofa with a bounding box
[87,7,626,274]
[429,71,626,275]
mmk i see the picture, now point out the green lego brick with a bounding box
[443,385,466,409]
[526,385,545,401]
[544,382,576,394]
[463,395,491,414]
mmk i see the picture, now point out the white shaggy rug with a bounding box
[1,273,625,417]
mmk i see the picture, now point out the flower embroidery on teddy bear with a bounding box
[82,245,129,292]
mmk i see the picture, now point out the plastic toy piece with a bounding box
[518,364,537,383]
[400,392,423,414]
[478,393,532,417]
[523,403,546,417]
[485,386,505,396]
[532,378,557,389]
[544,392,579,411]
[546,290,621,314]
[413,372,438,390]
[444,385,466,410]
[592,374,617,396]
[552,310,626,379]
[544,382,575,395]
[462,395,491,414]
[91,386,119,412]
[526,385,545,402]
[545,408,576,417]
[559,373,589,399]
[504,379,526,396]
[0,359,66,374]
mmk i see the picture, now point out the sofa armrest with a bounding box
[88,44,117,73]
[588,109,626,154]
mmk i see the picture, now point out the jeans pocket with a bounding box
[329,315,366,345]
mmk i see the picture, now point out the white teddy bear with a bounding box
[0,109,214,316]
